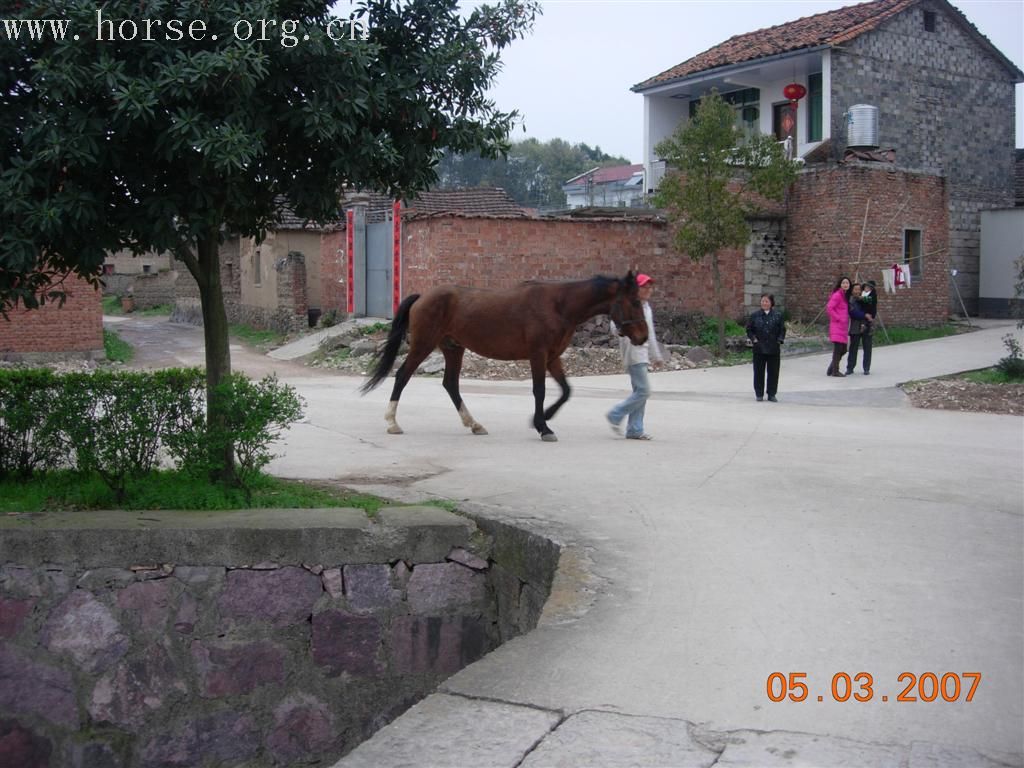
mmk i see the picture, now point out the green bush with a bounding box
[698,317,746,348]
[996,334,1024,380]
[0,368,303,497]
[0,369,68,479]
[168,374,305,491]
[54,369,206,501]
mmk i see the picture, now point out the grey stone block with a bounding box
[333,693,560,768]
[520,711,719,768]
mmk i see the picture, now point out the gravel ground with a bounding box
[900,377,1024,416]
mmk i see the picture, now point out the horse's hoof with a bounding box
[387,425,404,435]
[472,426,489,435]
[541,433,558,442]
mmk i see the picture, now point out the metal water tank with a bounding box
[846,104,879,148]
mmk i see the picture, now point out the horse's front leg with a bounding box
[385,342,435,434]
[542,356,571,422]
[442,345,487,435]
[530,355,556,442]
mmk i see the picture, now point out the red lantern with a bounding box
[783,83,807,104]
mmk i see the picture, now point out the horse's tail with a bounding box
[360,293,420,394]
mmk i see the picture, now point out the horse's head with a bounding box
[610,271,649,345]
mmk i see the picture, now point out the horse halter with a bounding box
[609,297,644,336]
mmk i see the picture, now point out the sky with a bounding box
[481,0,1024,161]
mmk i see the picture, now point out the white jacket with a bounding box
[611,301,662,369]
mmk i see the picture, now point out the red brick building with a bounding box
[0,276,104,362]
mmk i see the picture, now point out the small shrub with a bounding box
[54,369,205,501]
[0,369,68,479]
[319,309,339,328]
[698,317,746,348]
[173,374,305,492]
[996,334,1024,380]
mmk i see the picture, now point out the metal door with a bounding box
[365,219,392,319]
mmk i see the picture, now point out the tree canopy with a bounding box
[436,137,630,209]
[1,0,539,311]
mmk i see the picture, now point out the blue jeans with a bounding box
[608,363,651,437]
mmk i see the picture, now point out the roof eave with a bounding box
[632,44,830,94]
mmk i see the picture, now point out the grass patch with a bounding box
[961,368,1022,385]
[230,324,287,349]
[138,304,172,317]
[102,295,123,315]
[0,470,396,515]
[716,348,753,367]
[875,324,960,345]
[103,329,133,363]
[358,321,391,336]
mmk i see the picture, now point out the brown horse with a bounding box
[361,271,649,441]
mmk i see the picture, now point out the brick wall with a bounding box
[0,275,104,361]
[319,230,347,315]
[400,215,746,321]
[829,2,1017,312]
[787,164,949,326]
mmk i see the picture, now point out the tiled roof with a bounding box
[403,187,527,217]
[273,199,343,231]
[565,164,644,186]
[633,0,1022,90]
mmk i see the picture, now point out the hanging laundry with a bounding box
[902,262,911,288]
[882,268,895,294]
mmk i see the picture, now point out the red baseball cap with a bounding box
[636,273,654,286]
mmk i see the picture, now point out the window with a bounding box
[690,88,761,142]
[903,229,922,280]
[253,249,262,286]
[923,10,936,32]
[807,73,823,142]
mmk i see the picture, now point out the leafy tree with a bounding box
[436,137,629,209]
[654,90,798,356]
[1,0,538,480]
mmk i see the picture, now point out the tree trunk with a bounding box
[711,251,726,358]
[195,232,236,484]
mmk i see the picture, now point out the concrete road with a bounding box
[107,314,1024,765]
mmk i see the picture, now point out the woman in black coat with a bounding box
[746,293,787,402]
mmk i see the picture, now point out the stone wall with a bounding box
[745,219,787,315]
[128,271,177,310]
[787,164,949,326]
[172,241,309,334]
[828,1,1018,312]
[0,507,557,768]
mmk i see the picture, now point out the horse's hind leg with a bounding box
[542,356,572,422]
[384,340,435,435]
[442,345,487,435]
[529,354,557,442]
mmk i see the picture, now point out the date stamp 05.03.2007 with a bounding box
[766,672,982,703]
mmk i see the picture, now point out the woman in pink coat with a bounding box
[826,276,851,376]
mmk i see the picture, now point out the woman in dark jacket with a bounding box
[846,283,871,375]
[746,293,786,401]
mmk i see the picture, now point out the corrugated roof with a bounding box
[565,164,645,186]
[633,0,1023,91]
